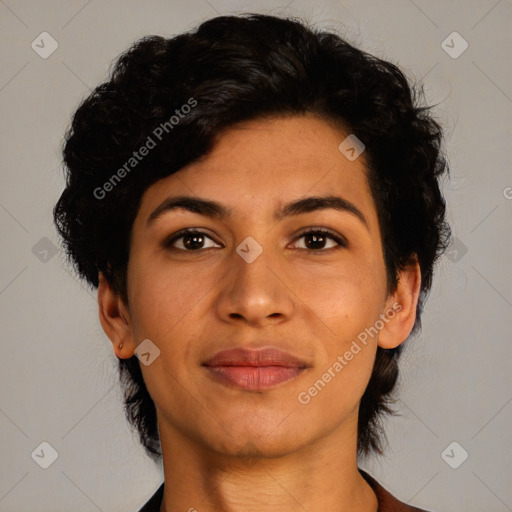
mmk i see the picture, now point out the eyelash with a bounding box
[163,227,347,252]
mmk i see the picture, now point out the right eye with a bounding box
[163,229,222,251]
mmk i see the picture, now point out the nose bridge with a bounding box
[215,229,294,323]
[232,232,279,296]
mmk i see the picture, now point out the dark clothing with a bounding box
[138,481,164,512]
[359,469,433,511]
[138,468,434,511]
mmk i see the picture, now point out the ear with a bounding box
[97,272,136,359]
[378,255,422,350]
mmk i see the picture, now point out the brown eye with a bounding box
[292,228,347,251]
[164,229,221,251]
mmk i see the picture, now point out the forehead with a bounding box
[136,114,378,228]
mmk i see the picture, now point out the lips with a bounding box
[203,347,309,368]
[202,347,310,391]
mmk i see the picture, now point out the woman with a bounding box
[53,13,450,511]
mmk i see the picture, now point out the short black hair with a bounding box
[53,13,451,460]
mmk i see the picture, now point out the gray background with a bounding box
[0,0,511,511]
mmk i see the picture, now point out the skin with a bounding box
[98,114,421,512]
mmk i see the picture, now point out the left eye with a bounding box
[292,229,347,251]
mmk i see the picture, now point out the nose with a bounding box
[214,238,296,327]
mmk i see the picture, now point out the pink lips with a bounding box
[202,347,309,391]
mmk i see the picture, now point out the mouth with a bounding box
[202,347,310,391]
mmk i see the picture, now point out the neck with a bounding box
[157,417,378,512]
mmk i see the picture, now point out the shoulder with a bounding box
[359,468,436,512]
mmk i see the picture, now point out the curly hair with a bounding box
[53,13,451,460]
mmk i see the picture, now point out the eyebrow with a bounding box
[146,194,369,230]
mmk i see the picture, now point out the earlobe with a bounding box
[378,256,422,350]
[97,272,135,358]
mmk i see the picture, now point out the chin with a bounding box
[199,419,315,461]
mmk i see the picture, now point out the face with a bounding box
[102,114,417,459]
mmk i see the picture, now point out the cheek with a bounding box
[292,258,384,407]
[293,258,386,335]
[296,335,377,426]
[127,256,203,340]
